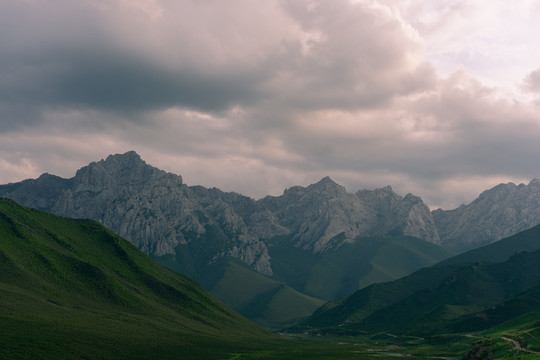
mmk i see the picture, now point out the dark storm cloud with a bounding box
[0,2,269,130]
[0,0,435,129]
[265,68,540,208]
[2,0,540,210]
[35,53,263,112]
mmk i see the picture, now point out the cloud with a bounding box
[2,0,540,210]
[264,1,437,110]
[522,68,540,93]
[0,0,434,125]
[379,0,540,89]
[0,0,291,127]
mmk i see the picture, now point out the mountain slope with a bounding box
[268,235,454,300]
[354,249,540,335]
[433,179,540,250]
[160,255,326,327]
[436,223,540,266]
[448,284,540,333]
[0,198,272,359]
[303,224,540,336]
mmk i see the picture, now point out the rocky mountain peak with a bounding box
[357,186,440,244]
[105,150,143,166]
[37,172,60,181]
[403,193,422,204]
[356,185,401,204]
[476,182,517,201]
[434,179,540,250]
[267,177,348,210]
[73,151,177,192]
[306,177,347,198]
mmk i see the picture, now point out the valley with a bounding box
[3,152,540,359]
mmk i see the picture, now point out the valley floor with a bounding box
[226,328,540,360]
[3,308,538,360]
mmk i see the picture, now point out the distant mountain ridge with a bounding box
[4,152,540,258]
[0,151,442,271]
[433,179,540,250]
[0,151,455,325]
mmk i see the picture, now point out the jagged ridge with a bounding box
[0,151,441,275]
[433,179,540,250]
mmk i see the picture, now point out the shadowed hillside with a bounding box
[0,198,273,359]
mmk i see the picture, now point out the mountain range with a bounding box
[3,151,540,325]
[0,152,443,264]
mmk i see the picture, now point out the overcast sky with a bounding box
[2,0,540,209]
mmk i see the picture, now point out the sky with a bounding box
[2,0,540,210]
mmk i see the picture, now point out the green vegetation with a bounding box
[0,198,274,359]
[4,197,540,359]
[437,223,540,267]
[303,263,459,328]
[269,235,455,300]
[156,229,454,327]
[198,257,325,327]
[298,225,540,357]
[156,245,325,327]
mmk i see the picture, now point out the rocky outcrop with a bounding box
[0,173,73,211]
[252,177,441,252]
[357,186,441,244]
[0,151,440,276]
[7,151,540,287]
[433,179,540,251]
[0,151,272,275]
[257,177,377,252]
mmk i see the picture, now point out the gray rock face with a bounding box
[0,151,272,275]
[357,186,441,244]
[0,151,440,276]
[257,177,377,252]
[433,179,540,251]
[253,177,441,252]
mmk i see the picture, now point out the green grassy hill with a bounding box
[155,233,453,326]
[197,257,325,327]
[353,250,540,335]
[302,225,540,337]
[448,284,540,333]
[304,263,458,328]
[0,198,274,359]
[269,235,455,300]
[156,247,325,327]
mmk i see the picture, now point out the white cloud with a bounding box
[523,68,540,93]
[380,0,540,90]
